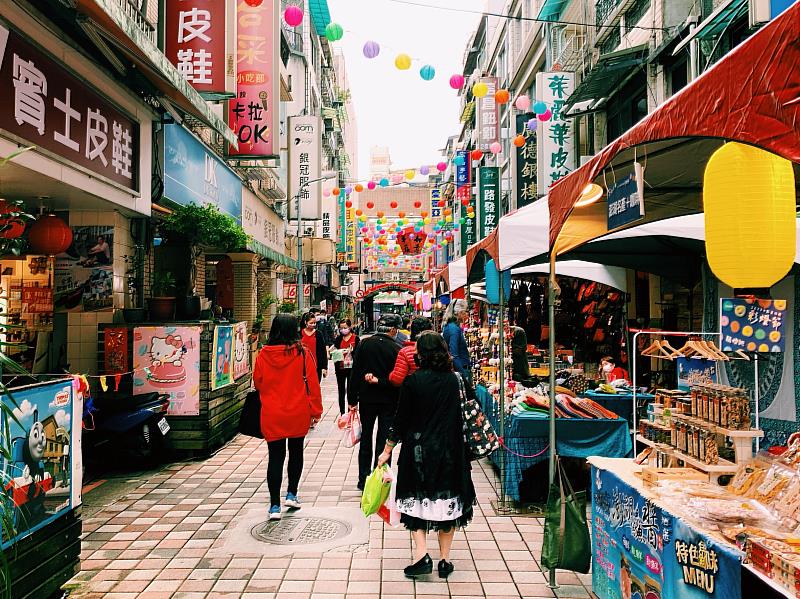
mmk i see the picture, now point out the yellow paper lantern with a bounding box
[405,169,415,180]
[704,142,796,289]
[395,53,412,70]
[472,82,488,98]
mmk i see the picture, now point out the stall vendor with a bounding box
[511,327,537,387]
[599,356,629,384]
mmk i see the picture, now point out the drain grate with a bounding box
[251,516,352,545]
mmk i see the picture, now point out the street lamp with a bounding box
[294,171,337,312]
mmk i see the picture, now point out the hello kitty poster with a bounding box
[233,321,250,380]
[212,325,234,390]
[132,326,200,415]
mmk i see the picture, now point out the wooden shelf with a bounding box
[670,413,764,438]
[743,564,793,598]
[635,435,740,474]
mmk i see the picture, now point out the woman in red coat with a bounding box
[254,314,323,520]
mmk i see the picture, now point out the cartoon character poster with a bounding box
[1,379,78,548]
[233,322,250,380]
[132,326,200,416]
[212,325,234,389]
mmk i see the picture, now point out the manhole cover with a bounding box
[251,516,352,545]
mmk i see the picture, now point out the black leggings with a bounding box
[336,369,351,415]
[266,436,304,506]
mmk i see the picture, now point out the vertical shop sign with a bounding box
[336,190,346,261]
[227,0,279,158]
[0,23,139,190]
[536,72,575,190]
[345,207,357,265]
[476,77,499,151]
[288,115,322,220]
[479,167,499,239]
[165,0,235,97]
[456,150,475,254]
[430,187,441,221]
[515,112,538,208]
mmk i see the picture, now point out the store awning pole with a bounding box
[547,252,557,589]
[498,273,506,509]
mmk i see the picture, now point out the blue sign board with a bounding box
[607,174,643,230]
[455,150,469,186]
[164,124,242,222]
[676,357,718,391]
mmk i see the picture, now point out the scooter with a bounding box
[82,391,171,467]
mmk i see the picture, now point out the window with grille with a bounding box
[600,28,621,55]
[624,0,651,33]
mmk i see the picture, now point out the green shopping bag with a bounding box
[540,456,591,573]
[361,466,391,517]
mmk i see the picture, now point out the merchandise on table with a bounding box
[506,385,620,419]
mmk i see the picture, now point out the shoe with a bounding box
[268,505,282,520]
[285,492,301,510]
[403,554,433,578]
[357,481,365,491]
[438,559,454,579]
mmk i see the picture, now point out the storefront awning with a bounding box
[548,2,800,254]
[248,240,295,269]
[563,45,649,113]
[538,0,572,22]
[308,0,332,35]
[672,0,748,56]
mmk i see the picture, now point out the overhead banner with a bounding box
[536,71,575,191]
[515,112,537,209]
[242,188,284,254]
[478,166,499,239]
[336,190,347,260]
[165,0,235,97]
[456,150,475,255]
[720,297,787,353]
[288,115,322,220]
[227,0,279,158]
[476,77,499,151]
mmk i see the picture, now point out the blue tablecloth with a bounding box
[476,385,632,502]
[581,390,655,428]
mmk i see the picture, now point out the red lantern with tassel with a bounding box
[28,214,72,255]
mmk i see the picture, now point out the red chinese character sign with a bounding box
[227,0,279,158]
[166,0,235,98]
[0,23,139,190]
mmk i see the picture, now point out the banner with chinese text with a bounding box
[288,116,322,220]
[345,208,357,265]
[720,297,787,353]
[478,167,499,239]
[476,77,498,151]
[591,465,741,599]
[456,150,475,254]
[536,72,575,191]
[515,113,537,208]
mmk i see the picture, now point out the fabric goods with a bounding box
[541,456,591,573]
[361,466,391,516]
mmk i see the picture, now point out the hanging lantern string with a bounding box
[0,366,149,379]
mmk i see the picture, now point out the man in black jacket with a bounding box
[348,313,402,490]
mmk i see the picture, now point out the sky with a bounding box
[327,0,486,180]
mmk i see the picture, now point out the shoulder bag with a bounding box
[456,373,500,461]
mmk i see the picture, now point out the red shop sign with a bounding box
[165,0,235,97]
[227,0,279,158]
[0,23,139,190]
[21,286,53,314]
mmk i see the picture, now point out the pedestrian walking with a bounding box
[365,316,432,387]
[332,319,360,416]
[442,315,471,384]
[253,314,323,521]
[300,311,329,382]
[348,313,402,490]
[377,331,476,579]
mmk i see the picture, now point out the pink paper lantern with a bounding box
[283,4,303,27]
[367,181,376,190]
[490,142,502,155]
[514,94,531,111]
[436,162,447,172]
[449,74,465,89]
[538,109,552,121]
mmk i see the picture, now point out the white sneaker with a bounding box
[285,493,301,509]
[269,505,282,520]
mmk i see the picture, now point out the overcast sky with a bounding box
[327,0,485,180]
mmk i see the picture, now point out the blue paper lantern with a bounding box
[380,178,389,187]
[420,65,436,81]
[453,155,465,166]
[533,101,547,115]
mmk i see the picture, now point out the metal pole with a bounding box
[547,254,557,590]
[754,353,760,452]
[632,331,641,454]
[498,272,506,509]
[297,191,304,313]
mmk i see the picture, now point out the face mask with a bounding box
[603,363,613,373]
[340,328,350,335]
[306,320,316,329]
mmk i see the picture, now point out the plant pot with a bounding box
[177,295,202,320]
[147,297,176,321]
[122,308,147,323]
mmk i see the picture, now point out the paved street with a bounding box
[67,376,593,599]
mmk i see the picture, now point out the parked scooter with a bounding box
[82,391,171,467]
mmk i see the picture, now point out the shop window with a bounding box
[606,71,648,141]
[669,58,688,96]
[600,28,621,56]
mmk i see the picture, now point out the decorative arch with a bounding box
[355,282,420,302]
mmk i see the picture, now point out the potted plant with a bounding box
[148,271,177,321]
[253,294,278,332]
[159,204,249,320]
[278,300,297,314]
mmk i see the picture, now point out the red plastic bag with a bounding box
[376,467,401,527]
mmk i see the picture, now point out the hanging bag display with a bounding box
[456,373,500,461]
[541,456,592,573]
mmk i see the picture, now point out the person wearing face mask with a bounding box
[332,319,360,416]
[600,355,629,384]
[300,311,328,382]
[364,317,433,388]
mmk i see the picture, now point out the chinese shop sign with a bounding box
[456,150,475,254]
[345,208,357,265]
[242,187,283,254]
[720,297,787,353]
[336,190,346,257]
[536,72,575,190]
[476,77,499,151]
[288,116,322,220]
[21,287,53,314]
[227,0,279,158]
[478,167,499,239]
[0,23,139,190]
[607,173,644,230]
[430,187,442,221]
[165,0,235,97]
[591,465,742,599]
[515,113,537,208]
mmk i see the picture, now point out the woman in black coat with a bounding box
[377,331,476,580]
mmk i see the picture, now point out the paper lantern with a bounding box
[515,95,531,111]
[355,183,364,193]
[395,53,412,70]
[538,109,552,121]
[367,201,375,209]
[390,201,398,209]
[704,142,796,288]
[472,82,488,98]
[332,187,340,196]
[345,185,353,194]
[284,5,303,27]
[454,155,465,166]
[420,65,436,81]
[355,209,363,216]
[495,89,510,104]
[363,40,380,58]
[449,74,464,90]
[380,178,389,187]
[513,134,526,148]
[419,165,430,176]
[436,162,447,172]
[527,118,537,131]
[28,214,72,255]
[533,101,547,114]
[345,200,353,208]
[470,149,483,162]
[405,169,415,180]
[0,201,24,240]
[490,142,502,155]
[414,201,422,208]
[421,211,428,217]
[377,211,385,218]
[325,22,343,41]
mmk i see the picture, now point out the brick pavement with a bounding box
[67,375,593,599]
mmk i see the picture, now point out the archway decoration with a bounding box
[355,282,421,302]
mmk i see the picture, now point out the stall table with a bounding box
[476,385,632,502]
[581,389,654,429]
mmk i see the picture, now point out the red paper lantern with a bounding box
[367,202,375,209]
[345,200,353,208]
[28,214,72,255]
[470,149,483,162]
[0,201,25,239]
[414,201,422,208]
[390,201,398,209]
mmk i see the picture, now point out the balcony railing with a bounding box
[113,0,157,45]
[281,23,303,54]
[595,0,623,28]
